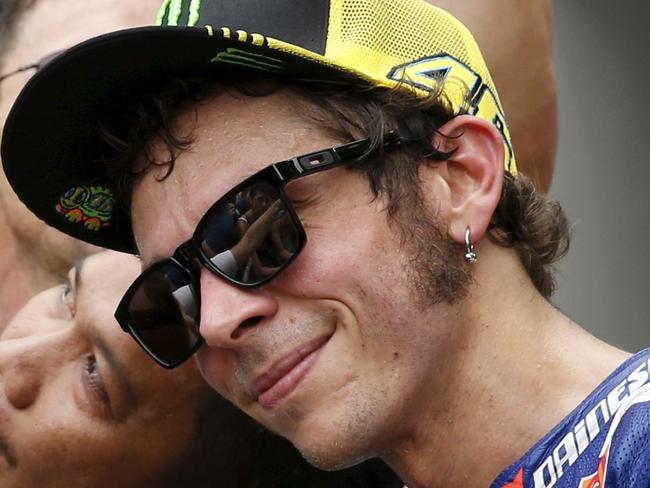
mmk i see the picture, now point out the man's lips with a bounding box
[252,335,331,408]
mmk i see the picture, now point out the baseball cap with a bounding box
[1,0,517,253]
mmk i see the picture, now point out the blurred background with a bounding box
[551,0,649,352]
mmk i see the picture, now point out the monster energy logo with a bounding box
[156,0,202,27]
[211,48,285,72]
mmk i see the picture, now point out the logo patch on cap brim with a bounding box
[55,185,115,231]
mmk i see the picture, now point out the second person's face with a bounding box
[0,251,207,487]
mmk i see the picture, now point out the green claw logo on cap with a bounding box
[156,0,203,26]
[56,186,115,231]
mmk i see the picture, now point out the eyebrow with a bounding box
[73,256,86,293]
[74,257,138,418]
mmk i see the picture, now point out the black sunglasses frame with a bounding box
[0,49,65,83]
[115,132,403,368]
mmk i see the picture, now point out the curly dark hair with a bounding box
[102,76,570,299]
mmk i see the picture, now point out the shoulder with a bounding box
[490,349,650,488]
[604,382,650,486]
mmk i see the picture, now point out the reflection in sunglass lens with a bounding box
[197,182,300,285]
[126,263,200,366]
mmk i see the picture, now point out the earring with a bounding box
[464,227,477,263]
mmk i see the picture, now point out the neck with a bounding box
[383,244,630,488]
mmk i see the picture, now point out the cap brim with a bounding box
[1,26,360,253]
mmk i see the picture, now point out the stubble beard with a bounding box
[400,199,473,307]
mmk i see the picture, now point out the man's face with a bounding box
[0,251,208,487]
[131,89,464,468]
[0,0,161,283]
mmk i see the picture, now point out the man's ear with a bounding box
[421,115,504,245]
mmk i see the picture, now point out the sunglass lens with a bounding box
[197,182,300,285]
[126,262,200,367]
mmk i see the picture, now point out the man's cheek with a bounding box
[277,238,364,295]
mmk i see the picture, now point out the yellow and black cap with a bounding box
[1,0,517,253]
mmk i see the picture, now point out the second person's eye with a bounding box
[80,354,112,419]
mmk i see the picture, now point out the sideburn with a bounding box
[393,196,473,307]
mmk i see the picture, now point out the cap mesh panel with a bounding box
[327,0,495,96]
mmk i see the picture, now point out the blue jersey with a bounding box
[492,348,650,488]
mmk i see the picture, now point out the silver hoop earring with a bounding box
[464,227,477,263]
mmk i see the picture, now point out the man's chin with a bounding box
[288,418,381,473]
[298,442,375,472]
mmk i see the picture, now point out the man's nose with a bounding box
[0,327,75,409]
[199,269,278,348]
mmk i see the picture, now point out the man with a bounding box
[0,250,398,487]
[3,1,647,488]
[0,0,160,327]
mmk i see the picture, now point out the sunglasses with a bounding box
[115,132,403,368]
[0,50,65,83]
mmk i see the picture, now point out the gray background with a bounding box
[551,1,649,352]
